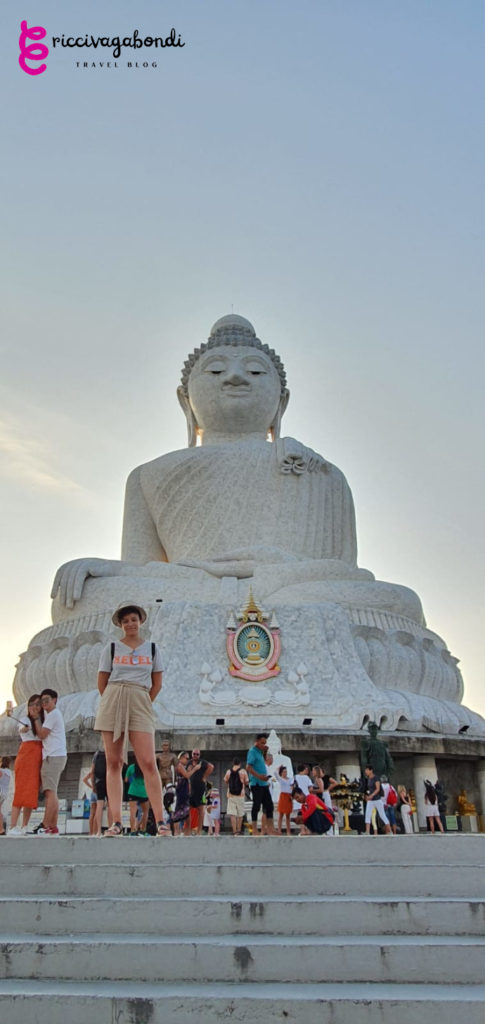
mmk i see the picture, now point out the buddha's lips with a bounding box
[222,385,251,395]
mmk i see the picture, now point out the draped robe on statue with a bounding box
[112,436,423,625]
[125,437,361,571]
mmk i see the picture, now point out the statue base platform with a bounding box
[5,597,485,740]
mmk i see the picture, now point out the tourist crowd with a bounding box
[3,710,442,837]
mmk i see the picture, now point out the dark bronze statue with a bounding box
[360,721,394,779]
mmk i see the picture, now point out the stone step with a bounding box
[3,894,485,936]
[0,860,481,897]
[1,836,482,1024]
[1,833,482,866]
[1,980,485,1024]
[1,933,484,984]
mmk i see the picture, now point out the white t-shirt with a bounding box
[42,707,67,759]
[382,783,397,805]
[208,795,221,820]
[18,718,42,743]
[278,777,294,795]
[0,769,12,798]
[98,641,163,689]
[295,773,313,796]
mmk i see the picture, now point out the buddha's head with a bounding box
[178,315,290,446]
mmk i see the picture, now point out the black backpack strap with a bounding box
[152,642,155,660]
[110,641,115,668]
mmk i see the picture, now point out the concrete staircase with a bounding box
[0,834,484,1023]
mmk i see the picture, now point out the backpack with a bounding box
[316,798,335,824]
[228,769,243,796]
[315,798,335,833]
[386,785,398,806]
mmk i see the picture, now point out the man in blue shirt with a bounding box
[246,733,276,836]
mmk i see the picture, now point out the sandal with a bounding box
[104,822,123,837]
[156,821,171,837]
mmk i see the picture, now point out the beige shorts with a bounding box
[95,682,155,737]
[41,755,67,793]
[227,794,246,818]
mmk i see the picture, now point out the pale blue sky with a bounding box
[1,0,484,716]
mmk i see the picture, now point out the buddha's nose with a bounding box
[224,367,250,385]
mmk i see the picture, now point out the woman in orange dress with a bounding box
[7,695,43,835]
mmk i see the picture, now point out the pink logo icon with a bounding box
[19,20,49,76]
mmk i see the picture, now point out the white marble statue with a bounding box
[265,729,295,806]
[4,314,484,737]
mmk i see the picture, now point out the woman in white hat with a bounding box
[94,602,165,836]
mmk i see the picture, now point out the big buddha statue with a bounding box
[5,315,485,736]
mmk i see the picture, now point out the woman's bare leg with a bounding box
[10,806,20,829]
[94,799,105,835]
[21,806,32,831]
[88,803,97,836]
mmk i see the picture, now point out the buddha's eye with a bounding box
[203,361,226,375]
[246,364,267,375]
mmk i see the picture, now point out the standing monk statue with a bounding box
[360,722,394,779]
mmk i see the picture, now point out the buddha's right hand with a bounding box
[51,558,124,609]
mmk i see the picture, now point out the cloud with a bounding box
[0,411,88,495]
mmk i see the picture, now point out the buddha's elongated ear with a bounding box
[269,389,290,441]
[177,386,199,447]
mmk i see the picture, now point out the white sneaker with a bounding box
[7,826,24,836]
